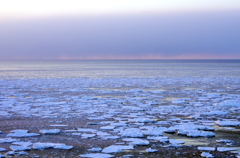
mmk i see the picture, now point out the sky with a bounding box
[0,0,240,60]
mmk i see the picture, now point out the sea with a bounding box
[1,60,240,157]
[0,59,240,79]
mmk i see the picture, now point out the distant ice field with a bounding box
[0,59,240,157]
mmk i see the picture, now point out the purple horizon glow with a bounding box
[0,10,240,60]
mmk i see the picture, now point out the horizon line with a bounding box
[1,58,240,61]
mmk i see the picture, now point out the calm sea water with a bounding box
[0,59,240,79]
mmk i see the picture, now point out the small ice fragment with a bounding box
[100,126,115,130]
[0,148,6,151]
[146,148,158,153]
[87,147,102,152]
[10,145,31,151]
[53,143,73,150]
[87,122,99,125]
[169,144,183,147]
[0,138,19,143]
[201,152,214,158]
[164,129,176,134]
[123,138,149,146]
[12,141,32,147]
[134,118,155,123]
[18,151,29,155]
[40,129,60,134]
[80,153,114,158]
[72,133,81,136]
[143,127,166,136]
[156,121,171,126]
[217,147,238,152]
[169,139,185,144]
[102,145,134,153]
[215,121,240,127]
[217,100,240,107]
[122,128,144,138]
[111,122,127,127]
[201,111,229,116]
[198,147,215,151]
[6,151,16,155]
[63,130,78,133]
[147,136,169,142]
[198,126,215,131]
[172,98,190,104]
[49,124,68,127]
[81,133,96,138]
[187,131,215,138]
[32,143,54,150]
[216,139,232,143]
[225,127,235,130]
[77,128,97,133]
[101,136,120,140]
[97,131,111,136]
[0,153,5,157]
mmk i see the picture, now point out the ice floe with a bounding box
[123,138,150,146]
[81,133,96,138]
[80,153,114,158]
[201,111,229,116]
[6,130,40,137]
[32,142,73,150]
[217,100,240,107]
[186,131,215,138]
[146,148,158,153]
[39,129,60,134]
[49,124,68,127]
[143,127,166,136]
[121,128,144,138]
[217,147,238,152]
[169,139,185,144]
[131,118,155,123]
[147,136,169,142]
[215,121,240,127]
[0,148,6,152]
[12,141,32,147]
[0,138,19,143]
[216,139,232,143]
[100,126,115,130]
[168,123,215,137]
[10,145,31,151]
[78,128,97,133]
[201,152,214,158]
[198,147,215,151]
[87,147,102,152]
[102,145,134,153]
[172,98,191,104]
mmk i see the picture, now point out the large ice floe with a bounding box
[0,76,240,157]
[6,130,40,137]
[32,143,73,150]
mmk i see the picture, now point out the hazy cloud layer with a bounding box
[0,10,240,59]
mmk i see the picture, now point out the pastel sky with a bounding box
[0,0,240,59]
